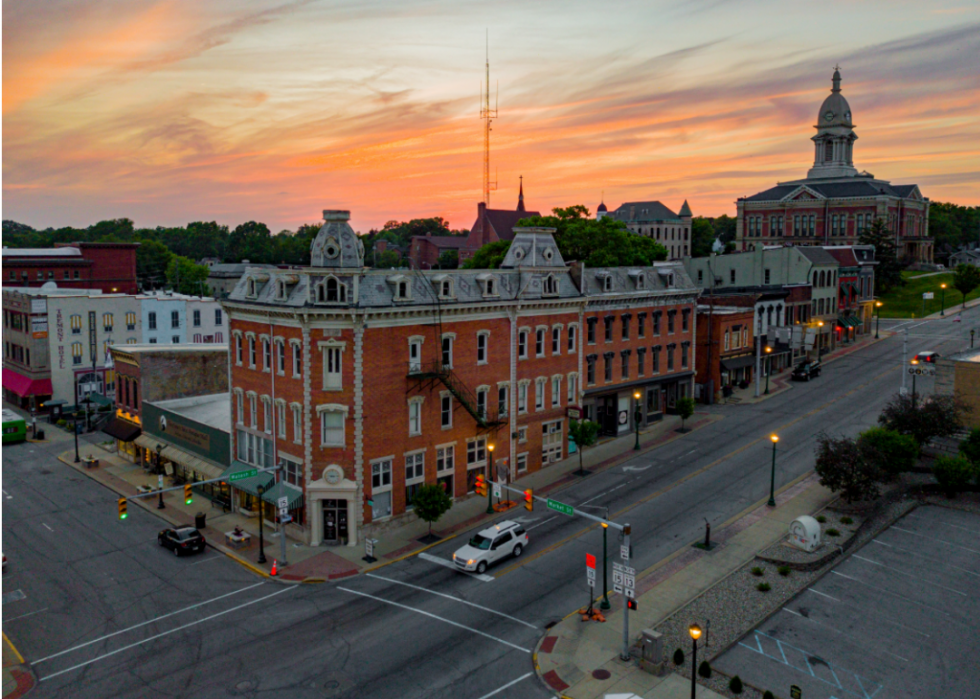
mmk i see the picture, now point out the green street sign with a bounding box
[547,499,574,516]
[229,469,257,482]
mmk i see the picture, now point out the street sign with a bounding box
[620,545,630,560]
[365,538,377,558]
[547,499,574,516]
[158,474,164,488]
[586,553,596,569]
[229,468,258,482]
[624,574,635,589]
[279,514,292,523]
[567,406,582,420]
[790,685,802,699]
[586,568,596,580]
[613,570,623,585]
[923,292,935,300]
[614,583,623,594]
[624,587,635,599]
[612,561,624,572]
[492,484,502,499]
[587,576,595,588]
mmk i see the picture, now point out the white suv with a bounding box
[453,521,528,574]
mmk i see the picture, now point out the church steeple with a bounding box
[517,175,526,212]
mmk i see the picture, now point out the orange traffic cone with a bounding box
[270,559,278,576]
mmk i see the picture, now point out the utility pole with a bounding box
[902,327,908,393]
[754,318,762,398]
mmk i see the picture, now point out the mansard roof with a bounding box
[744,178,924,203]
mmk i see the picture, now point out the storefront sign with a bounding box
[31,299,47,314]
[166,421,211,450]
[618,410,628,425]
[31,316,48,339]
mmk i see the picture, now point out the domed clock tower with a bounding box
[807,69,859,179]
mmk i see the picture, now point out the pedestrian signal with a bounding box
[524,489,533,511]
[118,498,128,520]
[626,598,638,611]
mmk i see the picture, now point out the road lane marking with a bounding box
[365,573,537,629]
[579,482,627,505]
[803,586,931,638]
[33,581,267,665]
[475,672,533,699]
[525,516,557,531]
[418,553,495,582]
[38,586,294,681]
[42,523,54,532]
[2,489,11,499]
[4,607,49,623]
[852,554,967,595]
[337,587,529,653]
[806,588,840,602]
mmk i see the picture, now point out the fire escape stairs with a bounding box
[408,361,504,434]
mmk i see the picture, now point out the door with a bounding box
[323,499,339,542]
[490,532,512,562]
[337,501,349,542]
[599,396,617,436]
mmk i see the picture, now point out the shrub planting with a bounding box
[750,566,764,577]
[763,692,775,699]
[778,565,791,577]
[757,582,771,592]
[698,660,712,678]
[841,516,854,525]
[826,528,841,537]
[673,648,685,666]
[816,515,827,523]
[934,455,976,497]
[729,675,744,694]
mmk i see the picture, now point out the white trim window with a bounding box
[552,326,561,355]
[262,338,272,372]
[517,452,528,473]
[371,458,393,520]
[497,384,509,418]
[466,437,487,468]
[568,323,577,353]
[291,403,302,444]
[409,337,423,373]
[543,274,559,296]
[276,340,286,375]
[234,333,243,365]
[476,386,489,419]
[535,377,546,411]
[437,445,454,475]
[405,451,426,507]
[282,457,302,487]
[536,327,546,357]
[567,373,578,405]
[408,397,424,436]
[248,336,257,368]
[248,392,258,428]
[518,329,529,359]
[551,375,562,407]
[441,392,453,429]
[518,380,529,415]
[441,334,454,369]
[291,341,302,378]
[235,389,244,424]
[543,420,563,464]
[323,345,343,390]
[518,425,528,443]
[476,331,489,365]
[319,407,346,447]
[276,400,287,438]
[262,396,273,434]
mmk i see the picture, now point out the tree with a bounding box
[436,250,459,270]
[933,455,975,498]
[518,210,668,266]
[878,393,967,446]
[814,433,882,504]
[952,264,980,308]
[371,250,402,269]
[857,427,918,479]
[859,218,904,293]
[959,428,980,466]
[711,215,737,244]
[166,256,211,296]
[462,240,511,269]
[676,397,695,432]
[136,239,173,290]
[411,483,453,540]
[691,217,716,258]
[226,221,273,263]
[568,419,600,476]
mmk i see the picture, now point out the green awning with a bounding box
[222,460,275,497]
[261,481,304,510]
[838,316,860,328]
[86,393,113,407]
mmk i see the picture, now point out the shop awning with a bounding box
[135,434,164,453]
[221,460,275,497]
[102,418,141,443]
[2,368,53,398]
[720,355,756,371]
[261,481,304,510]
[837,316,861,328]
[87,392,113,408]
[160,443,225,480]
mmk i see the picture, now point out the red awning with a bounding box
[2,368,53,397]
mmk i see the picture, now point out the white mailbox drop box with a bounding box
[789,515,821,552]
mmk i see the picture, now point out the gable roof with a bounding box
[796,247,838,266]
[610,201,680,222]
[484,208,540,241]
[823,247,859,268]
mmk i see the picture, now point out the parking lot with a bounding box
[716,505,980,699]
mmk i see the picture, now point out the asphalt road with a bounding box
[2,309,975,699]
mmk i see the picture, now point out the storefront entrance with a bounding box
[596,395,618,436]
[322,499,349,545]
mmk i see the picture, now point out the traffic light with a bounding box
[184,484,193,505]
[626,598,638,611]
[118,498,128,520]
[475,474,487,497]
[524,489,533,511]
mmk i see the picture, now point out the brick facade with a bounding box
[3,242,139,294]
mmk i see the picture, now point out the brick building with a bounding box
[223,210,698,547]
[2,242,140,294]
[736,70,932,262]
[694,304,756,403]
[408,235,468,270]
[457,184,539,263]
[604,200,693,259]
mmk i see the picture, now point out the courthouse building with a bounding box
[224,210,698,547]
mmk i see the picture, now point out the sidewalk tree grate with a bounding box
[591,669,612,680]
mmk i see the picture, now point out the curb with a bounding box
[2,633,35,699]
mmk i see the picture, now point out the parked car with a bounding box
[158,527,206,556]
[914,351,940,363]
[791,360,822,381]
[453,521,528,574]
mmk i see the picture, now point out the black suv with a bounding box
[791,360,821,381]
[158,527,206,556]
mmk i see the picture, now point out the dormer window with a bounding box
[276,279,288,301]
[314,275,347,304]
[595,272,613,292]
[476,273,498,297]
[387,274,411,301]
[441,280,452,297]
[431,275,454,299]
[629,271,645,289]
[543,274,559,297]
[398,281,408,299]
[247,278,257,298]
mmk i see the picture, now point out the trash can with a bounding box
[195,512,206,530]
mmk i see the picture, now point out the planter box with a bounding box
[225,532,252,550]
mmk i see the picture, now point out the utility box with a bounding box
[789,515,821,552]
[637,628,666,676]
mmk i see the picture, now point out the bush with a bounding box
[676,397,696,430]
[814,433,882,503]
[879,393,968,446]
[826,528,841,537]
[750,566,764,576]
[57,419,67,427]
[960,427,980,465]
[757,582,771,592]
[858,427,919,479]
[816,515,827,523]
[410,483,453,537]
[763,692,775,699]
[698,660,712,678]
[933,455,976,497]
[778,565,791,577]
[673,648,685,666]
[841,516,854,525]
[729,675,744,694]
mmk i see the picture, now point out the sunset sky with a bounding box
[3,0,979,234]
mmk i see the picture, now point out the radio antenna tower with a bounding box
[480,32,498,206]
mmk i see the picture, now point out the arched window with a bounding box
[824,141,833,161]
[326,277,346,302]
[543,274,559,296]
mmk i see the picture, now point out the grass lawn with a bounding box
[878,272,979,318]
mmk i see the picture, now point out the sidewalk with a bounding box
[2,634,33,699]
[59,410,719,583]
[534,472,835,699]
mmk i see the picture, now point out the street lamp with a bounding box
[156,444,165,509]
[910,359,919,409]
[689,623,703,699]
[875,300,883,339]
[767,434,779,507]
[633,391,642,450]
[941,283,947,316]
[72,411,81,463]
[257,483,267,564]
[764,346,772,394]
[486,444,495,514]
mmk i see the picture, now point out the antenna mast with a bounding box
[480,33,498,206]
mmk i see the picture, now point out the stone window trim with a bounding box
[542,273,560,297]
[260,333,271,344]
[441,332,457,341]
[316,403,350,416]
[620,348,632,357]
[408,334,426,344]
[288,338,301,347]
[439,390,454,430]
[274,397,287,407]
[245,331,257,340]
[246,389,258,399]
[317,339,348,350]
[551,322,565,331]
[476,273,499,297]
[476,330,491,365]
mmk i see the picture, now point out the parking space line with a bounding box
[801,587,932,638]
[418,553,495,582]
[4,607,49,623]
[872,539,980,577]
[807,587,840,602]
[33,581,267,665]
[38,587,293,681]
[831,571,951,617]
[475,672,533,699]
[365,573,537,629]
[337,587,530,653]
[882,650,908,663]
[852,555,967,596]
[890,526,980,554]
